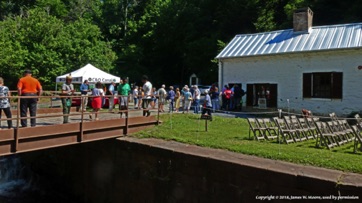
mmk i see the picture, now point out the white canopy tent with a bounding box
[56,63,121,84]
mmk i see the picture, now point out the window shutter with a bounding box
[303,73,312,98]
[331,72,342,99]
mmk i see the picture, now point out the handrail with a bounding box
[0,92,160,155]
[0,94,157,128]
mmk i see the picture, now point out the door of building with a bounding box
[246,83,277,108]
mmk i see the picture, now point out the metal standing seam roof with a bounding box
[216,22,362,59]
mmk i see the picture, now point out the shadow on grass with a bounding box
[345,151,360,155]
[311,146,327,151]
[233,136,250,141]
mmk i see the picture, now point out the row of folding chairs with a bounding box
[313,113,355,149]
[247,113,362,152]
[310,112,362,151]
[273,116,318,144]
[247,116,318,144]
[352,114,362,152]
[247,118,278,141]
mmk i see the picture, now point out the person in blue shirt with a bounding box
[79,80,90,111]
[167,86,176,112]
[183,88,192,113]
[211,87,220,112]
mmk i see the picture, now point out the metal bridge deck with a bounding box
[0,107,159,156]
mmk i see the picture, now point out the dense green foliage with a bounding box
[1,0,362,88]
[134,114,362,173]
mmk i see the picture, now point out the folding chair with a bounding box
[339,120,354,142]
[305,117,319,138]
[314,121,339,149]
[247,118,266,141]
[329,112,354,142]
[297,116,316,139]
[256,118,278,140]
[351,125,362,153]
[273,117,296,144]
[329,112,338,121]
[283,116,307,142]
[326,121,349,146]
[355,114,362,125]
[290,115,313,140]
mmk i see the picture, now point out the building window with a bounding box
[303,72,342,99]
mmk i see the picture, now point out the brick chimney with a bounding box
[293,7,313,33]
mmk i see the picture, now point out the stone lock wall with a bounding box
[23,137,362,203]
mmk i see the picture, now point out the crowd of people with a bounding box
[0,70,246,128]
[0,69,43,129]
[0,72,156,128]
[128,84,244,120]
[66,75,152,121]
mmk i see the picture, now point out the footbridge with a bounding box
[0,94,160,156]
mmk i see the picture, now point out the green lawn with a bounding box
[132,113,362,174]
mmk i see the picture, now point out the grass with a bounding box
[132,113,362,174]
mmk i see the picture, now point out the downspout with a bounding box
[218,59,224,91]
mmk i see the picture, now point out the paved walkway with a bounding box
[1,101,268,128]
[0,107,161,129]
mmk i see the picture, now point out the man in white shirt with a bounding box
[193,85,201,114]
[142,75,152,116]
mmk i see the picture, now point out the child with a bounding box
[0,77,12,129]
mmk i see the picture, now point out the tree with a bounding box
[121,0,261,86]
[3,0,362,88]
[0,8,116,89]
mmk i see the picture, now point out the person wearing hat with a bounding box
[61,75,75,123]
[202,89,212,121]
[17,69,42,127]
[182,88,192,113]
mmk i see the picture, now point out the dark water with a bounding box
[0,156,81,203]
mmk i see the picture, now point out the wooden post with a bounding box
[14,95,21,152]
[205,119,208,132]
[79,95,84,142]
[200,114,210,132]
[124,112,129,136]
[124,95,129,135]
[157,104,160,125]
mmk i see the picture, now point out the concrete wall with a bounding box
[219,49,362,115]
[23,138,362,203]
